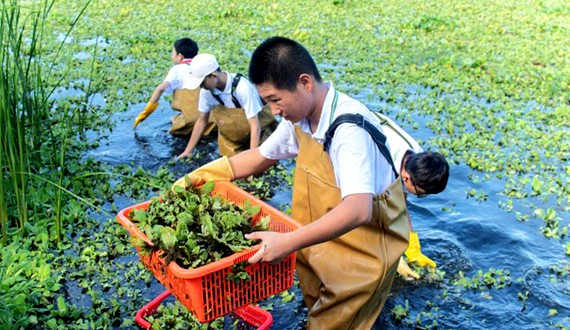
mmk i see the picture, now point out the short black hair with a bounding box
[249,36,321,91]
[174,38,198,59]
[405,151,449,195]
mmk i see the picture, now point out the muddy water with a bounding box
[89,95,569,329]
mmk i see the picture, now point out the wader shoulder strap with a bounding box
[230,74,242,108]
[230,74,267,107]
[232,74,267,106]
[210,73,243,108]
[324,113,399,178]
[211,93,224,105]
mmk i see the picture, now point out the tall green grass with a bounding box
[0,0,91,244]
[0,0,48,241]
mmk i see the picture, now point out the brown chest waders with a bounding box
[170,88,216,136]
[211,104,276,157]
[291,116,409,329]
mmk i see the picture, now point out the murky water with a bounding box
[88,92,569,329]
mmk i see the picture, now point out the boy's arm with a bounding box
[148,80,170,104]
[229,148,277,179]
[177,111,209,159]
[247,116,262,149]
[246,193,373,263]
[402,197,437,270]
[172,148,277,189]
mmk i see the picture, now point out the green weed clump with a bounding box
[129,181,270,270]
[0,241,62,328]
[0,0,50,241]
[453,268,512,290]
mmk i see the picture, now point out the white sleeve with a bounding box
[258,120,298,160]
[163,67,180,95]
[329,123,393,198]
[198,89,216,113]
[234,79,263,118]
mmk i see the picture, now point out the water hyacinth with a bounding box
[160,227,177,250]
[129,181,270,269]
[1,0,567,328]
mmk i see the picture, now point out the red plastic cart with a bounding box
[135,290,273,330]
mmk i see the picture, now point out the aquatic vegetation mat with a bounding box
[2,0,569,328]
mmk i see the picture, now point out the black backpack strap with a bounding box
[324,113,398,178]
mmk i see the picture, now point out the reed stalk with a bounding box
[0,0,45,238]
[1,0,91,244]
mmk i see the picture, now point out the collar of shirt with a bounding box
[314,81,336,139]
[296,81,335,143]
[211,71,232,96]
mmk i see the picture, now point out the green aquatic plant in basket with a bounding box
[128,181,270,270]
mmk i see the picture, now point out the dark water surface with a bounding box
[87,95,569,329]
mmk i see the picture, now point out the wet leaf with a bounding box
[200,181,215,195]
[57,295,67,313]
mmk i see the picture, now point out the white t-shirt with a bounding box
[259,83,394,199]
[198,72,263,119]
[163,62,192,94]
[372,112,423,173]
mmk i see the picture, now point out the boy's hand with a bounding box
[133,101,159,128]
[245,231,293,264]
[397,256,420,280]
[172,156,235,188]
[176,150,192,161]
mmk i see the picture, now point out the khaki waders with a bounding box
[170,88,216,136]
[292,125,409,330]
[212,104,277,157]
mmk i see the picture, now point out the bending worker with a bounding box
[133,37,214,135]
[176,53,277,159]
[174,37,409,329]
[375,112,449,279]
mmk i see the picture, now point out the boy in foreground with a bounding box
[174,37,409,329]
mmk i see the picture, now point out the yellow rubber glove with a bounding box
[397,256,420,280]
[133,101,159,128]
[404,232,436,268]
[172,156,235,189]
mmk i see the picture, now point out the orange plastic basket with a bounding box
[135,290,273,330]
[117,181,301,322]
